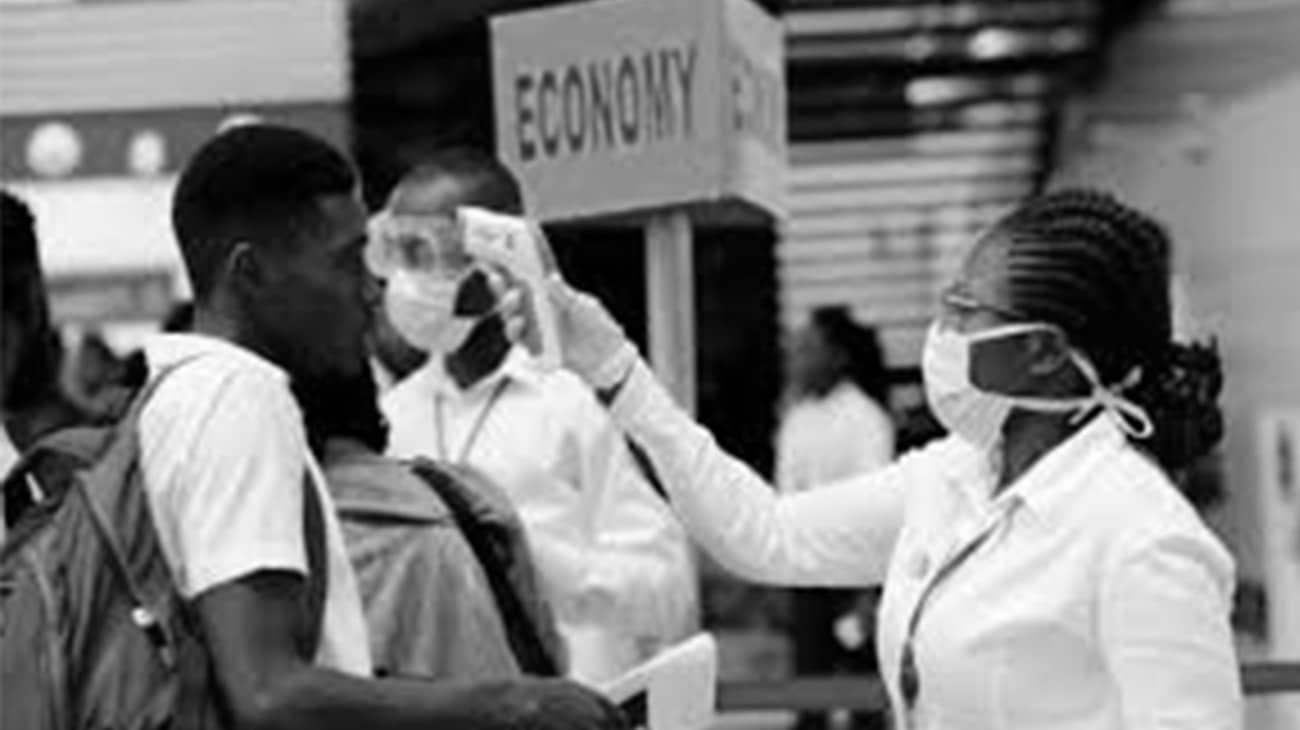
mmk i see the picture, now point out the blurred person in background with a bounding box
[777,306,894,730]
[377,148,698,685]
[62,330,135,417]
[1,190,87,535]
[126,124,623,729]
[294,355,565,680]
[546,189,1239,730]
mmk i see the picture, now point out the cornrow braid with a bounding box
[995,190,1173,383]
[984,189,1224,477]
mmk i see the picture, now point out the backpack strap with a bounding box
[299,471,329,657]
[1,426,114,553]
[407,459,563,676]
[74,360,205,669]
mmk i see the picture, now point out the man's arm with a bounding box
[196,569,624,730]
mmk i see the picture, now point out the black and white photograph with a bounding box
[2,1,1298,729]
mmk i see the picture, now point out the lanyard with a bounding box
[898,497,1023,723]
[434,379,510,464]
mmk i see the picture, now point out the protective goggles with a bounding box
[364,211,473,280]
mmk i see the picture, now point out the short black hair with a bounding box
[2,189,59,409]
[395,147,524,215]
[2,189,42,304]
[171,124,357,300]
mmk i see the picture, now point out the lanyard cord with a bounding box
[899,498,1022,716]
[434,379,511,464]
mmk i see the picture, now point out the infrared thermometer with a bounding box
[599,634,718,730]
[457,206,563,370]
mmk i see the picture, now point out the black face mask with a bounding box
[453,269,496,317]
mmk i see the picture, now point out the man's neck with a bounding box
[190,304,287,373]
[443,318,512,391]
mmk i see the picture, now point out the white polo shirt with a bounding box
[609,358,1242,730]
[139,334,372,676]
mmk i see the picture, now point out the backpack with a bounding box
[408,459,566,677]
[0,369,327,730]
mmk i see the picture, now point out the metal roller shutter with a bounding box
[779,126,1042,368]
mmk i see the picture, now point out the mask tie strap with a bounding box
[1066,353,1155,440]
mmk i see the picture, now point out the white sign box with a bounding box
[491,0,786,223]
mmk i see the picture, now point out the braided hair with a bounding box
[985,188,1223,475]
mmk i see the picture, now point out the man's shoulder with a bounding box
[139,337,304,464]
[145,354,290,421]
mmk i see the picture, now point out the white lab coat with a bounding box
[607,358,1242,730]
[384,347,697,684]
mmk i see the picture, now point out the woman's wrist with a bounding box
[595,353,637,406]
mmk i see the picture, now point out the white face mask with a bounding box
[383,269,478,354]
[921,322,1154,451]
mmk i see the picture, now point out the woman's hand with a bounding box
[502,275,638,391]
[545,277,638,390]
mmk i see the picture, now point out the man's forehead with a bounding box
[316,193,367,231]
[387,175,466,217]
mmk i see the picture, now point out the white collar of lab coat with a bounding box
[942,414,1129,526]
[423,345,542,399]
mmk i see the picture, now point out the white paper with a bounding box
[598,634,718,730]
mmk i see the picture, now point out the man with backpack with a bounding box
[0,126,625,730]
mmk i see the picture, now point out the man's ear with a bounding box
[225,241,262,292]
[1025,328,1073,377]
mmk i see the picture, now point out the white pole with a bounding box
[645,210,696,414]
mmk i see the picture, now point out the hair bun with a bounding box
[1131,339,1224,474]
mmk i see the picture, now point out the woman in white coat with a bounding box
[546,189,1240,730]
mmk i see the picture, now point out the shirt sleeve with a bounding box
[1099,528,1243,730]
[533,374,702,636]
[608,359,911,588]
[150,369,309,599]
[774,410,800,496]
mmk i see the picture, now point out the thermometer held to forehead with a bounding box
[457,206,563,370]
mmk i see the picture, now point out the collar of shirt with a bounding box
[144,333,289,385]
[422,345,542,399]
[942,414,1128,527]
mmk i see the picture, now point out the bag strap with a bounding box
[300,471,329,656]
[407,459,561,676]
[75,359,205,669]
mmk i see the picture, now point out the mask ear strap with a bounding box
[1067,352,1155,440]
